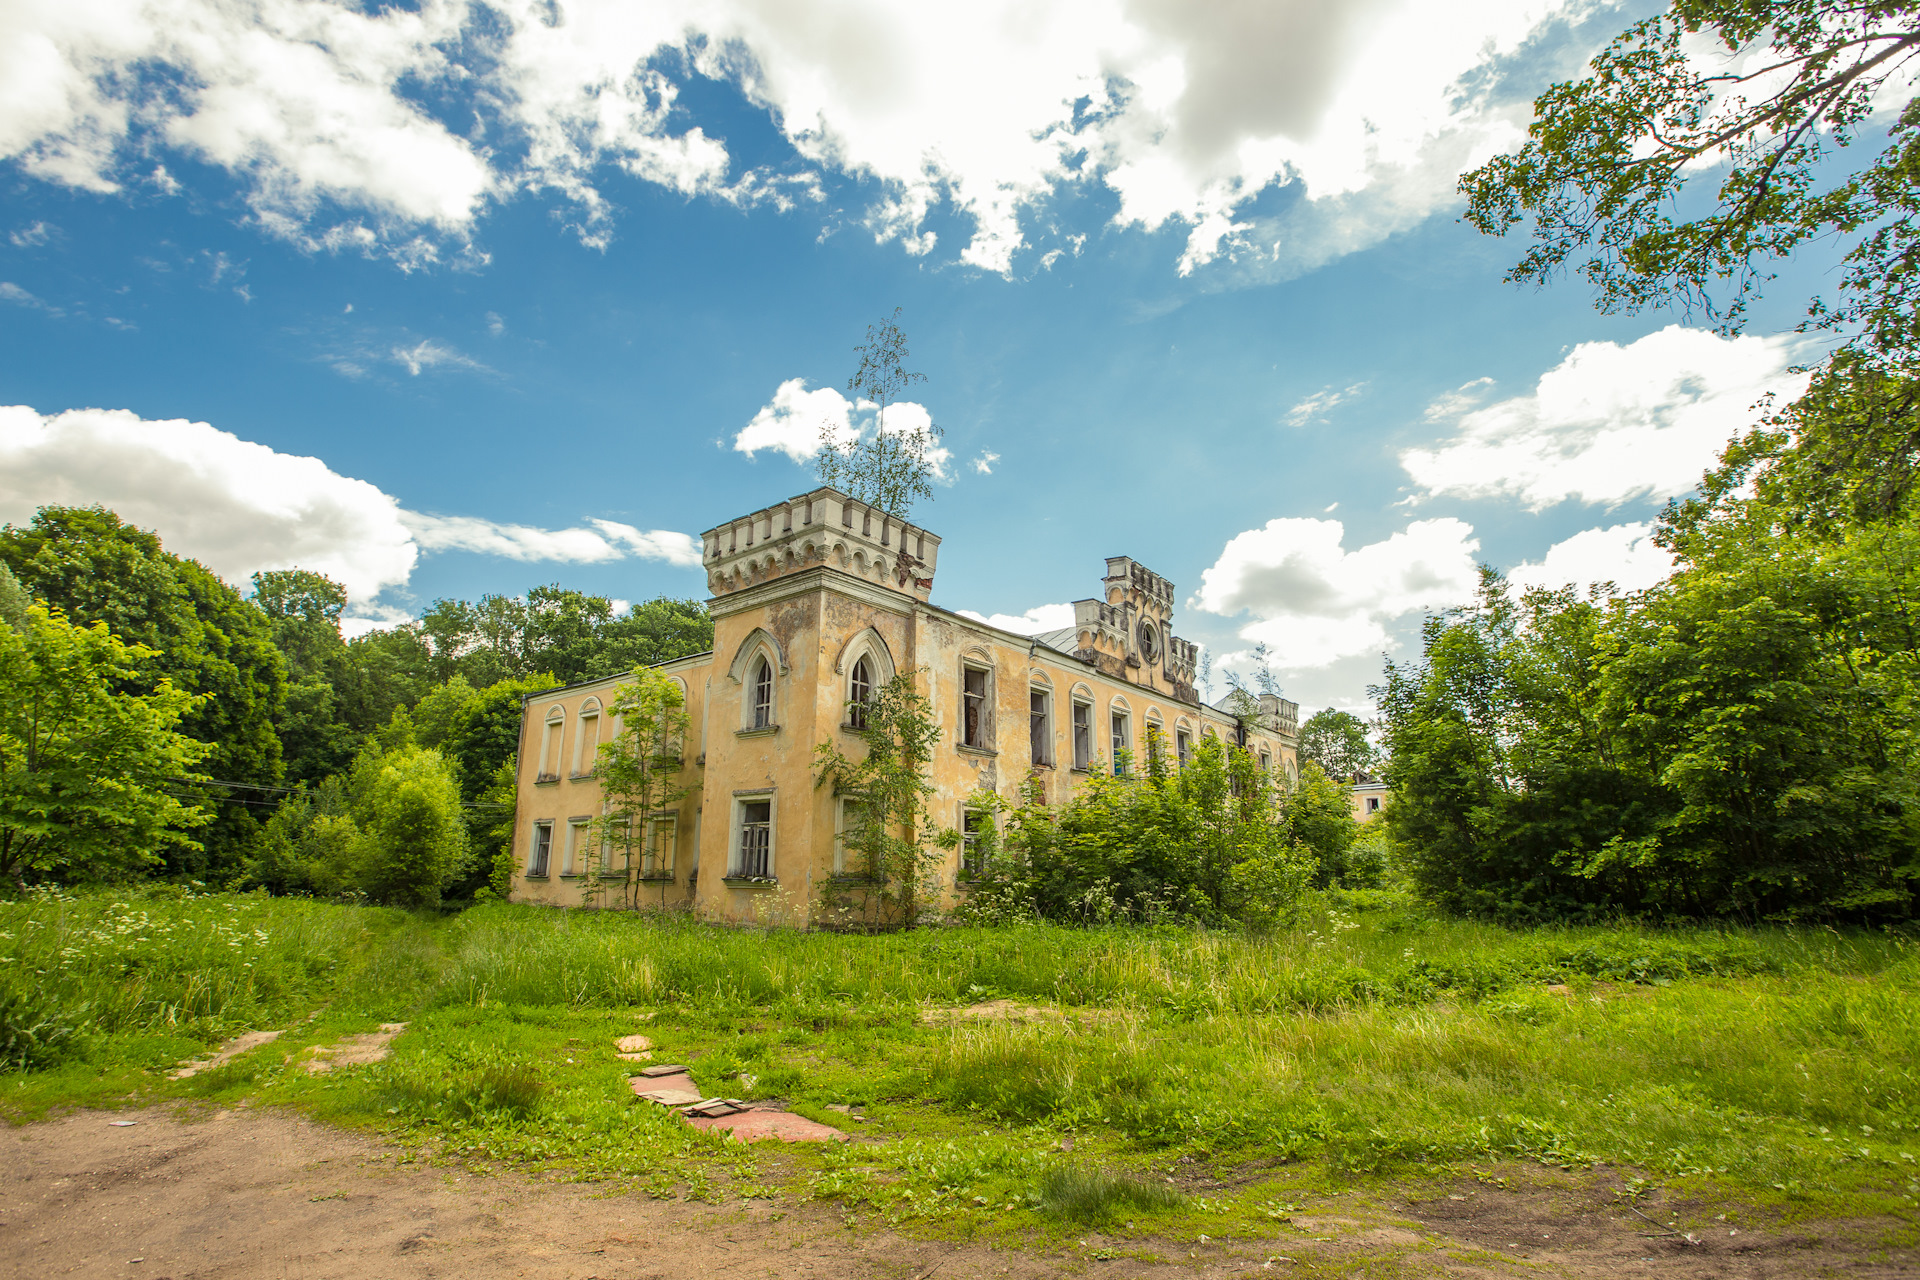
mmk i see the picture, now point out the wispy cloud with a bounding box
[1284,382,1368,427]
[390,339,488,377]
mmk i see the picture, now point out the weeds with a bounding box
[1039,1162,1184,1222]
[1,888,1916,1241]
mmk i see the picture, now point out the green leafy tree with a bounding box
[1460,0,1920,358]
[347,744,471,907]
[955,736,1315,928]
[817,308,946,519]
[0,564,30,631]
[0,606,212,887]
[1297,709,1378,780]
[813,670,946,928]
[0,507,287,877]
[589,668,694,910]
[1285,761,1363,887]
[584,598,714,678]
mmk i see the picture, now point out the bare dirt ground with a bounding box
[1,1106,1912,1280]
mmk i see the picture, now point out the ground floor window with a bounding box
[960,808,992,880]
[835,798,868,875]
[736,798,772,878]
[1072,701,1093,769]
[564,818,590,875]
[528,821,553,876]
[642,817,676,878]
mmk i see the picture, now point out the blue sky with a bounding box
[0,0,1845,712]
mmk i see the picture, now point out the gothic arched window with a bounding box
[848,655,873,730]
[750,656,773,729]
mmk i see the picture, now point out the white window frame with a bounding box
[571,698,601,777]
[848,655,874,730]
[749,656,774,729]
[959,806,991,880]
[960,661,991,749]
[562,817,591,876]
[1110,708,1131,775]
[834,796,869,876]
[527,821,553,877]
[641,816,677,880]
[1071,699,1093,770]
[731,792,776,879]
[537,706,565,783]
[1176,728,1192,766]
[1028,684,1052,766]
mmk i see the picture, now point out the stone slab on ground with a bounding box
[614,1034,653,1053]
[683,1108,849,1143]
[630,1070,702,1106]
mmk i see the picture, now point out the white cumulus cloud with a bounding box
[1193,516,1482,668]
[958,603,1074,635]
[1401,325,1811,511]
[733,378,951,481]
[0,0,1588,276]
[0,403,702,624]
[1507,521,1674,596]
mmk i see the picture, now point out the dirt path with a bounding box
[0,1107,1910,1280]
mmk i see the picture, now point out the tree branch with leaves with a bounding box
[817,309,946,519]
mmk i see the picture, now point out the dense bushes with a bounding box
[953,736,1336,927]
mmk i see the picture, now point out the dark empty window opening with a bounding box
[1072,701,1092,769]
[1029,689,1050,765]
[737,800,771,877]
[1176,729,1192,766]
[751,657,773,728]
[848,655,873,730]
[962,666,988,748]
[528,823,553,877]
[1367,796,1381,813]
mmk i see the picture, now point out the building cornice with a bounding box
[707,566,916,620]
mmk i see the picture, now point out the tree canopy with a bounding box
[1461,0,1920,359]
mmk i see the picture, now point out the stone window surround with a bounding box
[727,788,777,883]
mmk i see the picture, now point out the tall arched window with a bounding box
[848,655,873,730]
[750,656,773,729]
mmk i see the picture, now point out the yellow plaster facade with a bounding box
[509,486,1300,926]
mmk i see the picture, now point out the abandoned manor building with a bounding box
[509,486,1301,925]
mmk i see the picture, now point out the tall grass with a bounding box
[432,895,1909,1016]
[0,887,416,1065]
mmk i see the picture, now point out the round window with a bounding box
[1137,621,1160,662]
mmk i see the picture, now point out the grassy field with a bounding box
[3,886,1917,1245]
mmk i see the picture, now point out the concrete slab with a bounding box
[684,1109,848,1143]
[630,1071,702,1106]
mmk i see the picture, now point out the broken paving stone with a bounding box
[614,1034,652,1053]
[825,1103,852,1114]
[684,1109,848,1144]
[635,1063,688,1078]
[683,1098,751,1119]
[629,1071,702,1107]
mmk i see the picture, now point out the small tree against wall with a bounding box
[812,670,945,930]
[591,667,694,911]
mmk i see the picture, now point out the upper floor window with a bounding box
[1071,700,1093,769]
[572,698,601,776]
[537,706,565,783]
[1029,687,1051,765]
[848,655,873,730]
[962,664,989,748]
[1259,749,1272,773]
[750,656,773,728]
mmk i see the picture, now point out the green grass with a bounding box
[3,885,1917,1247]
